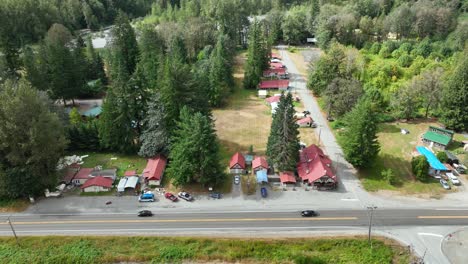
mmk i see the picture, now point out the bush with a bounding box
[381,169,397,185]
[411,156,429,181]
[369,43,381,54]
[398,54,413,67]
[436,152,448,163]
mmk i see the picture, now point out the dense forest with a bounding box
[0,0,467,198]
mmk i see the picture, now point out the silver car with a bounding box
[234,175,240,185]
[440,179,451,190]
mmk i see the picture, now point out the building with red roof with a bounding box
[265,95,281,104]
[124,170,137,177]
[81,176,114,193]
[296,116,314,127]
[252,156,268,173]
[297,144,337,189]
[143,155,167,186]
[263,68,287,78]
[229,152,246,174]
[259,80,289,90]
[72,168,94,185]
[280,171,297,184]
[270,62,284,69]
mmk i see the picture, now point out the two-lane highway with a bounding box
[2,209,468,235]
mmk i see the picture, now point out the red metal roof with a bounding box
[297,144,336,183]
[297,116,313,124]
[270,62,283,69]
[143,155,167,181]
[74,168,93,180]
[62,168,79,183]
[280,171,296,183]
[252,156,268,170]
[124,170,137,177]
[259,80,289,89]
[81,176,113,189]
[263,68,286,76]
[265,95,281,104]
[229,152,246,169]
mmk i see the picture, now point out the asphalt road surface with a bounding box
[1,209,468,235]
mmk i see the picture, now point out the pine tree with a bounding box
[341,99,380,168]
[266,93,300,171]
[138,26,165,90]
[244,19,270,89]
[139,93,170,158]
[167,107,225,187]
[207,34,234,106]
[85,36,107,83]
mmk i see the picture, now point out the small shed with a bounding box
[117,176,140,192]
[280,171,296,184]
[229,152,246,174]
[256,170,268,183]
[296,116,314,127]
[252,156,268,173]
[265,95,281,105]
[258,90,267,98]
[81,176,113,193]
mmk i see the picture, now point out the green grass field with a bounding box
[0,236,411,264]
[72,152,147,177]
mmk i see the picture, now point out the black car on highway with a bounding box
[137,210,153,217]
[301,210,318,217]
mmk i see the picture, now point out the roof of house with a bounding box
[416,146,448,171]
[297,116,313,125]
[124,170,137,177]
[445,151,459,161]
[81,176,113,189]
[82,106,102,117]
[256,170,268,183]
[270,62,283,69]
[62,168,79,183]
[429,126,454,135]
[280,171,296,183]
[252,156,268,170]
[263,68,286,75]
[90,169,117,178]
[259,80,289,89]
[229,152,246,169]
[143,155,167,181]
[297,144,336,183]
[265,95,281,104]
[423,131,451,146]
[74,168,94,180]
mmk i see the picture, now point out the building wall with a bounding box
[148,179,161,186]
[83,186,110,192]
[73,178,88,185]
[230,168,244,174]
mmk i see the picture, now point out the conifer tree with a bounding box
[266,93,300,171]
[138,27,165,90]
[244,20,270,89]
[85,36,107,83]
[139,93,170,157]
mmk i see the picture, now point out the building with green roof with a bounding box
[422,126,454,150]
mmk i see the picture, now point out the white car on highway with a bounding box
[447,173,461,185]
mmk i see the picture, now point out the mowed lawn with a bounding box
[72,152,147,177]
[358,121,462,197]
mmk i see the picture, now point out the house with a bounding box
[265,95,281,105]
[297,144,337,189]
[117,176,140,193]
[263,68,287,78]
[280,171,296,184]
[229,152,246,174]
[81,176,114,193]
[142,155,167,186]
[296,116,314,127]
[258,90,268,98]
[256,170,268,183]
[416,146,448,175]
[270,62,284,69]
[61,164,81,184]
[72,168,94,185]
[90,169,117,181]
[259,80,289,91]
[445,151,459,165]
[81,106,102,118]
[422,126,454,149]
[252,156,268,174]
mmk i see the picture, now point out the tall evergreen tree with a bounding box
[244,19,270,89]
[266,93,300,171]
[85,36,107,83]
[341,99,380,168]
[139,93,170,157]
[0,79,67,198]
[138,26,165,90]
[167,107,224,187]
[441,51,468,131]
[207,34,234,106]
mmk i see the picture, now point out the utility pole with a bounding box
[318,127,322,146]
[6,216,19,246]
[367,206,377,248]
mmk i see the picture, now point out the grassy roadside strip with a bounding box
[0,199,29,213]
[0,236,412,264]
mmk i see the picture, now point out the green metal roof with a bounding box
[423,131,451,146]
[429,126,454,136]
[82,106,102,117]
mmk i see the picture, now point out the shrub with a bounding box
[436,152,448,163]
[398,54,413,67]
[369,43,381,54]
[411,156,429,181]
[381,169,397,185]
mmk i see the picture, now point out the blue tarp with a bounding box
[256,170,268,183]
[416,146,448,171]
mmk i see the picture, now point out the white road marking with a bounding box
[341,199,359,201]
[418,232,444,238]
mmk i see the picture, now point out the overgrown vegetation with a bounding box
[0,236,412,264]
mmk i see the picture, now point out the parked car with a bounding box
[440,179,451,190]
[453,163,467,174]
[447,173,460,185]
[210,192,222,199]
[260,187,267,198]
[178,191,194,201]
[138,192,155,202]
[137,210,153,217]
[310,122,318,128]
[234,175,240,185]
[301,210,318,217]
[271,58,281,63]
[164,192,178,202]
